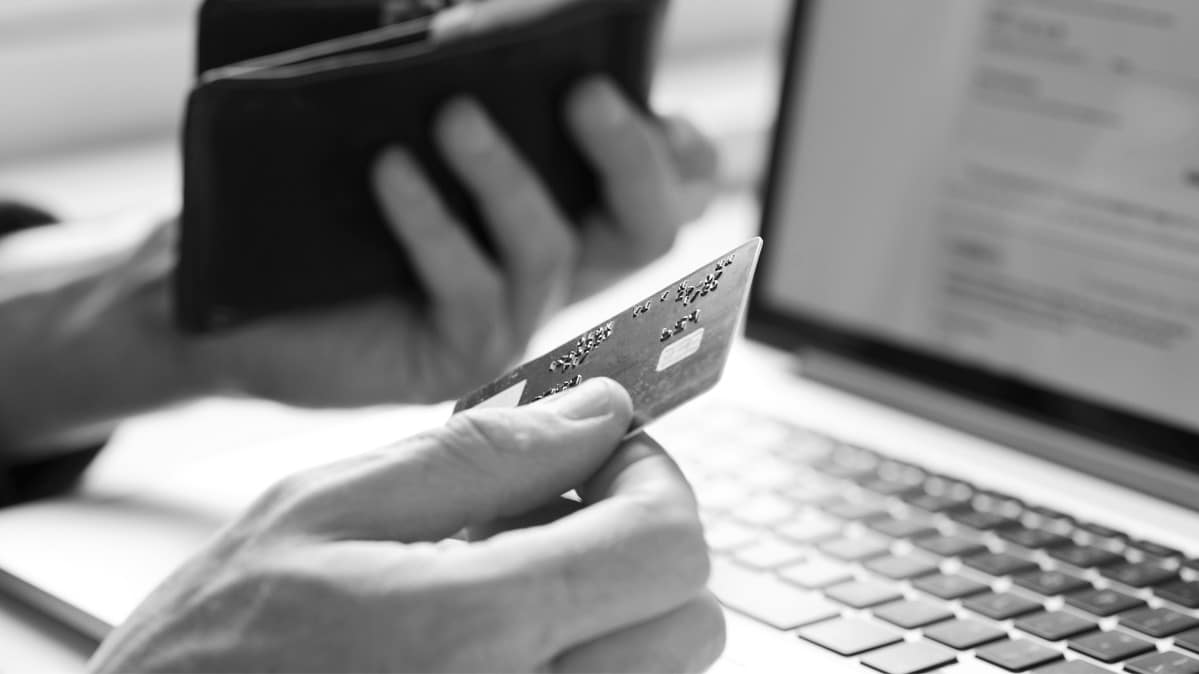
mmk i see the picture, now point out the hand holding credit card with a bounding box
[454,238,762,430]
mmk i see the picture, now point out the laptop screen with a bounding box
[752,0,1199,463]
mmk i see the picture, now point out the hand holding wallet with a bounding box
[178,0,668,332]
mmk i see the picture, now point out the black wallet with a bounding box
[179,0,668,332]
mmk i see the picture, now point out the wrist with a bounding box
[0,264,211,458]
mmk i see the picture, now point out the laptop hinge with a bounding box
[799,348,1199,512]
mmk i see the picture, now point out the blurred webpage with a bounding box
[768,0,1199,430]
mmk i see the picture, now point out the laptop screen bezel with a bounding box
[748,0,1199,470]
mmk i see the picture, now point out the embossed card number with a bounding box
[453,238,763,431]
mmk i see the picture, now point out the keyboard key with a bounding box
[798,617,902,656]
[863,476,926,497]
[1118,606,1199,638]
[1048,544,1123,568]
[998,527,1073,550]
[1011,570,1091,596]
[729,494,796,527]
[963,592,1043,620]
[1100,561,1179,588]
[923,475,975,497]
[779,558,854,590]
[875,461,926,486]
[904,492,973,513]
[819,536,893,562]
[709,559,842,630]
[776,513,843,544]
[696,479,751,512]
[1129,540,1182,559]
[731,537,808,570]
[1157,580,1199,609]
[1077,521,1128,542]
[915,535,989,558]
[948,509,1020,531]
[976,639,1063,671]
[770,431,836,465]
[739,456,807,490]
[823,501,890,522]
[1125,651,1199,674]
[866,554,941,581]
[861,640,957,674]
[1180,628,1199,655]
[973,491,1025,518]
[1027,505,1074,524]
[869,516,939,540]
[913,573,990,600]
[924,618,1007,650]
[703,520,759,552]
[826,580,904,609]
[1033,661,1110,674]
[1014,611,1099,641]
[963,552,1040,577]
[815,459,879,483]
[779,480,841,506]
[1065,587,1146,617]
[1067,630,1154,663]
[873,599,955,629]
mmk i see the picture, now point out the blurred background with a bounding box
[0,0,788,221]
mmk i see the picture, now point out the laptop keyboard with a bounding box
[660,404,1199,673]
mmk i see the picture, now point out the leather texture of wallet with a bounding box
[179,0,668,332]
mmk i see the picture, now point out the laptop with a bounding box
[4,0,1199,671]
[648,0,1199,672]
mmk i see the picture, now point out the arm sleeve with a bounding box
[0,200,107,506]
[0,447,105,507]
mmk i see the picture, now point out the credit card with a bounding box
[453,237,763,430]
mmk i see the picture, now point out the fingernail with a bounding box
[442,98,493,153]
[540,378,622,420]
[580,78,627,127]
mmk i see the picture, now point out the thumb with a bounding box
[284,378,634,542]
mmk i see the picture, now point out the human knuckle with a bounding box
[441,412,530,471]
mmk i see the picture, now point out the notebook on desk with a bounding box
[3,2,1199,672]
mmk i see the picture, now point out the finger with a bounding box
[566,77,682,267]
[660,116,721,222]
[551,592,726,674]
[370,147,511,366]
[576,430,696,508]
[267,377,633,542]
[434,98,578,340]
[449,432,709,660]
[661,116,720,188]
